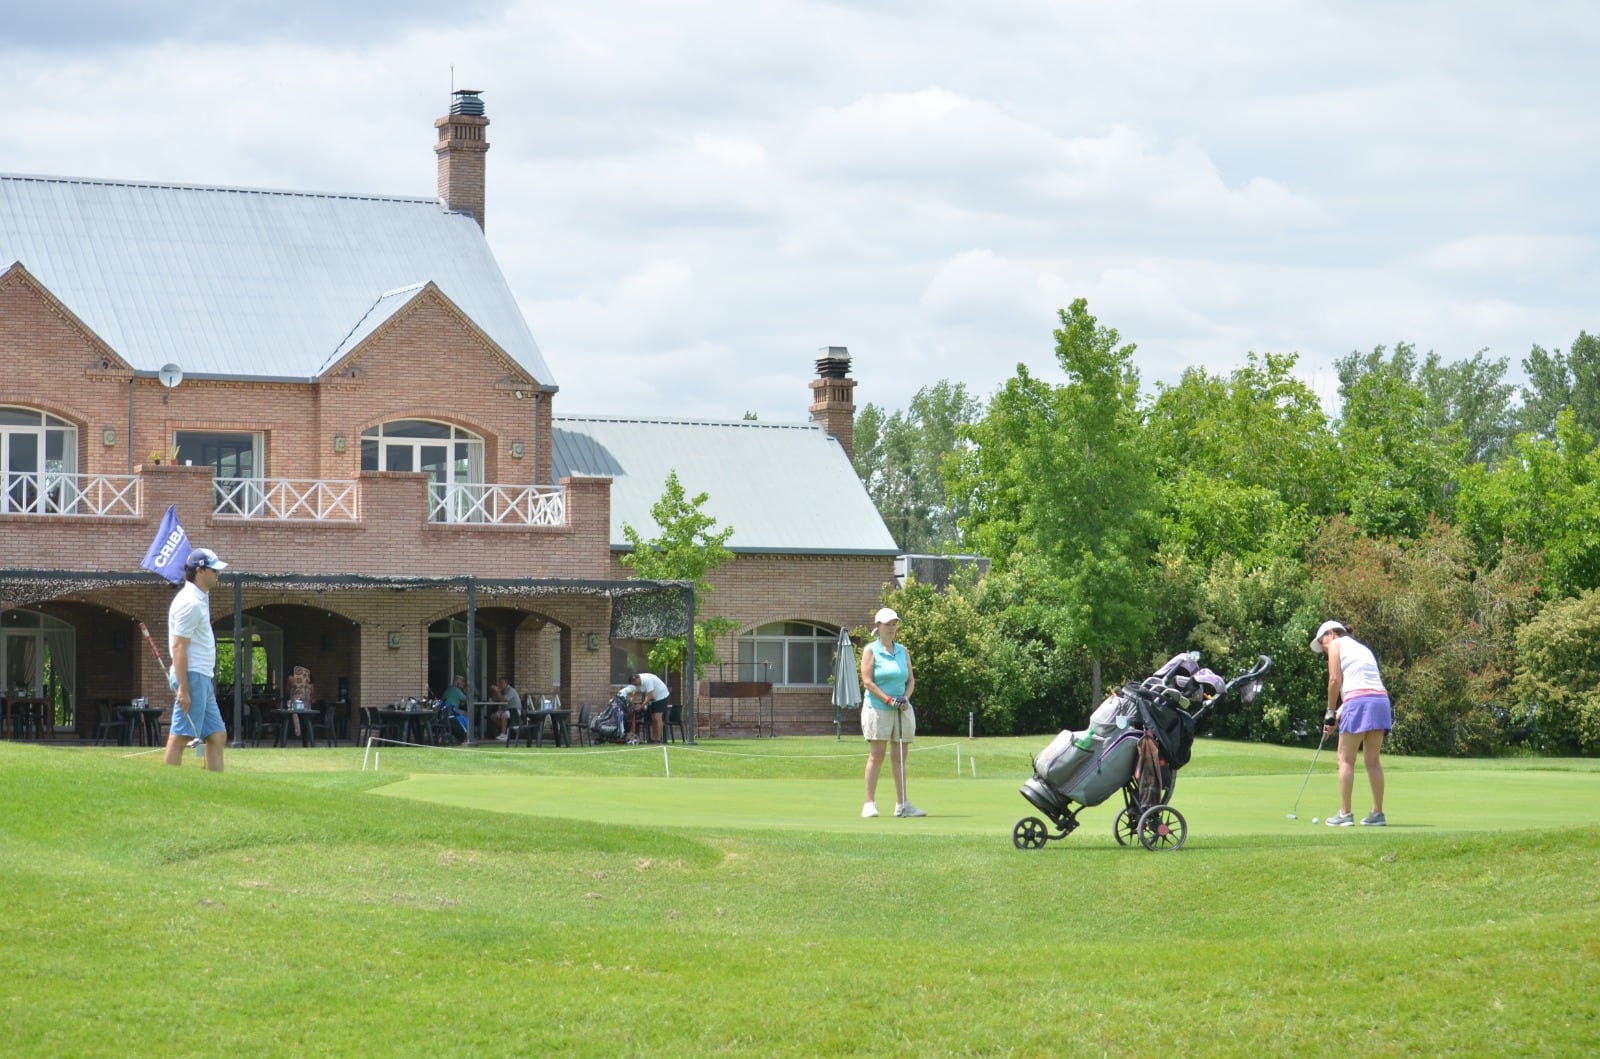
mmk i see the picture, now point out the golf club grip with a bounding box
[138,622,163,661]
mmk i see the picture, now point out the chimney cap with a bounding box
[450,90,485,116]
[815,346,852,378]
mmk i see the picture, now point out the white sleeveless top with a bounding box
[1337,637,1386,700]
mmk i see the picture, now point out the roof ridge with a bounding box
[0,171,434,205]
[554,414,816,429]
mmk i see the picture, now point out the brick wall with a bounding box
[607,552,896,736]
[4,263,892,736]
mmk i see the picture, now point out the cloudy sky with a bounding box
[7,1,1598,421]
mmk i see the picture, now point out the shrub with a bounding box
[1512,588,1600,754]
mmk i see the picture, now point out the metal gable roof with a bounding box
[0,173,554,385]
[551,415,900,556]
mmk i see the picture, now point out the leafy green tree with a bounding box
[852,381,982,553]
[1512,587,1600,753]
[1518,332,1600,440]
[879,555,1088,736]
[1455,409,1600,598]
[1334,343,1467,537]
[620,471,737,678]
[1149,552,1328,743]
[948,366,1055,566]
[1309,516,1541,756]
[1416,348,1516,466]
[1146,352,1337,566]
[956,300,1159,701]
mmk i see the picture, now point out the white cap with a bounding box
[1310,620,1346,653]
[873,607,900,627]
[184,547,229,571]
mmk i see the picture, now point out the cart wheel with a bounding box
[1113,806,1138,846]
[1137,804,1187,851]
[1012,817,1050,850]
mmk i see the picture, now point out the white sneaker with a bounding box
[894,804,926,818]
[861,802,879,818]
[495,733,508,742]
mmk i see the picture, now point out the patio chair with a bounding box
[308,700,340,747]
[664,703,686,743]
[571,703,594,746]
[356,705,382,745]
[93,699,128,746]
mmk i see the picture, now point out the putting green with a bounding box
[372,767,1600,839]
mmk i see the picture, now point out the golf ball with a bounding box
[1312,817,1319,824]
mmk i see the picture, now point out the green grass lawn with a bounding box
[2,736,1597,1057]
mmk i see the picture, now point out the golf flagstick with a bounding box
[140,621,201,757]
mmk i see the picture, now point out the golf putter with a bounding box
[1287,721,1332,819]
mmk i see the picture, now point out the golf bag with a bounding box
[1014,653,1271,852]
[436,704,470,744]
[589,693,631,744]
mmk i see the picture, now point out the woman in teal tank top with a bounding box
[857,607,924,818]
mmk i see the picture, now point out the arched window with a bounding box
[361,420,485,522]
[737,622,838,687]
[0,406,77,514]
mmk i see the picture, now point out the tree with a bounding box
[620,471,737,678]
[1334,343,1467,537]
[879,554,1087,736]
[1512,587,1600,753]
[957,300,1160,701]
[948,366,1055,566]
[1309,516,1542,756]
[1518,332,1600,440]
[1416,348,1516,466]
[1455,409,1600,598]
[1146,351,1338,566]
[852,380,982,553]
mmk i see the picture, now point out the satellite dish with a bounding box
[158,363,184,389]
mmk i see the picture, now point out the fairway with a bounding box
[375,757,1600,838]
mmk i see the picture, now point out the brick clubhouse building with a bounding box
[0,92,897,743]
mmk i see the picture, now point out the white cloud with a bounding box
[4,0,1597,423]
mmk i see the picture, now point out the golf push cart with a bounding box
[1013,652,1272,852]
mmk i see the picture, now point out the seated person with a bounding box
[491,678,522,742]
[288,665,314,708]
[441,674,468,710]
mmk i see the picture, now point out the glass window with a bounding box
[175,432,258,477]
[359,420,485,521]
[737,622,838,687]
[1,406,78,514]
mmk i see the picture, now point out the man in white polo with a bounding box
[165,547,229,771]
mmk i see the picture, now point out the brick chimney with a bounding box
[435,89,490,230]
[808,346,857,461]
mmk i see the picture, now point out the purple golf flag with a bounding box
[140,504,192,584]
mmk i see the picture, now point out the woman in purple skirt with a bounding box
[1311,620,1392,827]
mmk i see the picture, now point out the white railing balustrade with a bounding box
[214,478,360,521]
[428,482,568,526]
[0,472,140,516]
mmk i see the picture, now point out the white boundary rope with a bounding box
[358,737,971,773]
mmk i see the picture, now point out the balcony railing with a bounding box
[428,482,568,526]
[0,471,140,516]
[214,477,360,521]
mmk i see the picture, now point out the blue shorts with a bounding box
[1340,694,1392,735]
[170,673,227,739]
